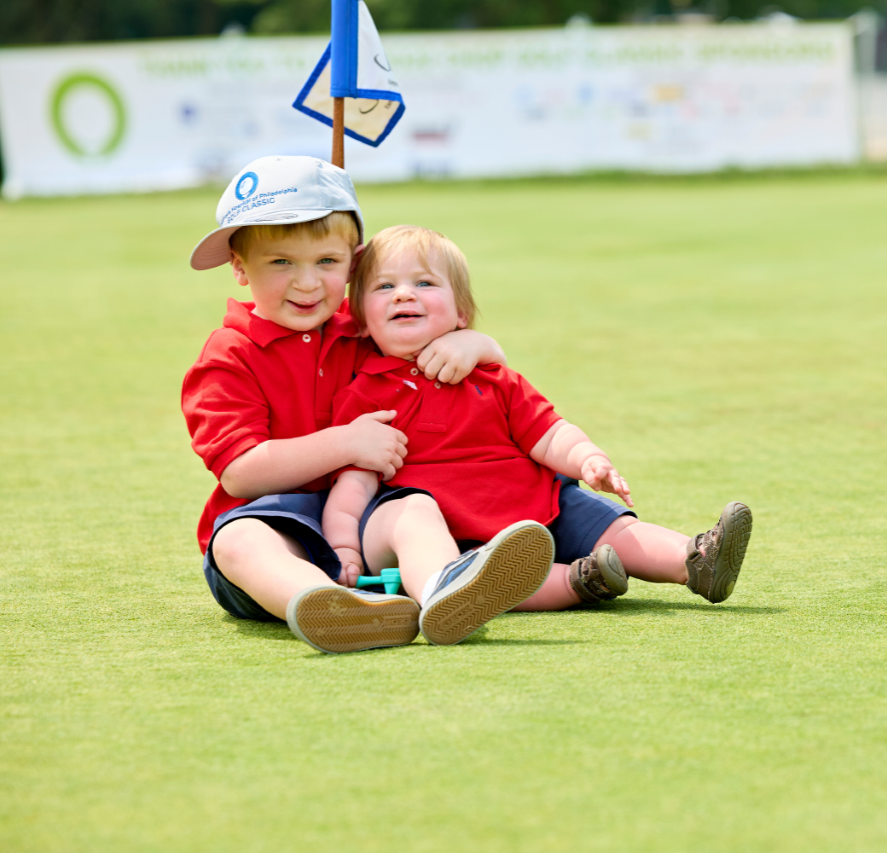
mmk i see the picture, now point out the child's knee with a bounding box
[394,493,447,527]
[594,514,638,548]
[212,517,308,567]
[212,518,264,566]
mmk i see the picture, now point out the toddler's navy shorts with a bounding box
[546,476,637,564]
[203,491,341,622]
[357,484,434,560]
[357,476,636,565]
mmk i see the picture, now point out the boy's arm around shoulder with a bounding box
[529,420,633,508]
[322,469,379,587]
[415,329,507,384]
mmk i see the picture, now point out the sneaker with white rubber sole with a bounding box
[419,520,555,646]
[287,586,419,654]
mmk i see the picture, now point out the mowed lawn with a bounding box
[1,171,886,852]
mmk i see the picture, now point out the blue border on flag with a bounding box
[293,44,405,148]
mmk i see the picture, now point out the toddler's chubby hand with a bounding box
[334,548,364,587]
[416,329,483,385]
[581,454,634,508]
[346,410,408,481]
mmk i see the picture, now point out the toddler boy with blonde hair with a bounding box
[294,225,753,652]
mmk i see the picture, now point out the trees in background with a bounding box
[1,0,884,45]
[0,0,263,44]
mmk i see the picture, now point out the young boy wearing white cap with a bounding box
[182,156,513,652]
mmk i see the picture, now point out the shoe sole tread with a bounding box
[421,525,553,646]
[294,588,419,653]
[710,502,753,603]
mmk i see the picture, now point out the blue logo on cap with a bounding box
[235,171,259,200]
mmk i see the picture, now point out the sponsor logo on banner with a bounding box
[50,72,126,158]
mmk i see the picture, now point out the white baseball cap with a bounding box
[190,155,365,270]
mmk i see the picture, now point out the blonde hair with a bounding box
[229,211,360,259]
[350,225,478,330]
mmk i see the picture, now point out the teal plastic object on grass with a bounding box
[355,568,402,595]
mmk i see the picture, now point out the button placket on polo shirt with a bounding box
[316,356,331,424]
[295,330,328,427]
[417,371,450,433]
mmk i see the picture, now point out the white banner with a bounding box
[0,24,858,199]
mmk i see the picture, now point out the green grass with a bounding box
[2,171,886,852]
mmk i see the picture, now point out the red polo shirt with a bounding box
[331,352,563,543]
[182,299,369,553]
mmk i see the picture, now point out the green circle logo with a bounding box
[50,72,126,157]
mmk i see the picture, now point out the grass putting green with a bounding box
[2,171,886,852]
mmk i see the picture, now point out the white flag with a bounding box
[293,0,405,147]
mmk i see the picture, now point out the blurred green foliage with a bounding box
[0,0,884,45]
[0,0,262,44]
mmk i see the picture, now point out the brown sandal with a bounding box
[569,545,628,604]
[685,502,753,603]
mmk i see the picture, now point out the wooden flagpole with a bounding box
[332,97,345,168]
[330,0,345,168]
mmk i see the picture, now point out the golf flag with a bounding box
[293,0,405,147]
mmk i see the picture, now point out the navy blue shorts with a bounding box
[202,492,341,622]
[357,484,434,569]
[357,475,635,565]
[547,476,637,564]
[452,476,636,558]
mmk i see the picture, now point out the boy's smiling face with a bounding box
[231,229,357,332]
[362,247,467,359]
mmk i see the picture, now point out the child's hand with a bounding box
[416,330,486,384]
[346,411,408,481]
[581,455,634,508]
[334,548,363,587]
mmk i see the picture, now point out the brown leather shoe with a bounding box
[569,544,628,604]
[685,502,753,603]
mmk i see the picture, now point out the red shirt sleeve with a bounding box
[182,356,269,480]
[499,367,562,456]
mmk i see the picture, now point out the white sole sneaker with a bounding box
[287,586,420,654]
[419,521,554,646]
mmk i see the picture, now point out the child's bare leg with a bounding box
[510,563,579,611]
[516,514,691,610]
[212,518,337,619]
[362,494,460,601]
[516,507,750,609]
[594,516,690,584]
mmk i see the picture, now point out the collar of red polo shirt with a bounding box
[356,348,501,378]
[222,298,359,348]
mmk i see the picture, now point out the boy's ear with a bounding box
[349,244,365,279]
[456,313,468,330]
[230,251,250,288]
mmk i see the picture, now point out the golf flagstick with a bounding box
[332,97,345,168]
[329,0,348,168]
[293,0,405,169]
